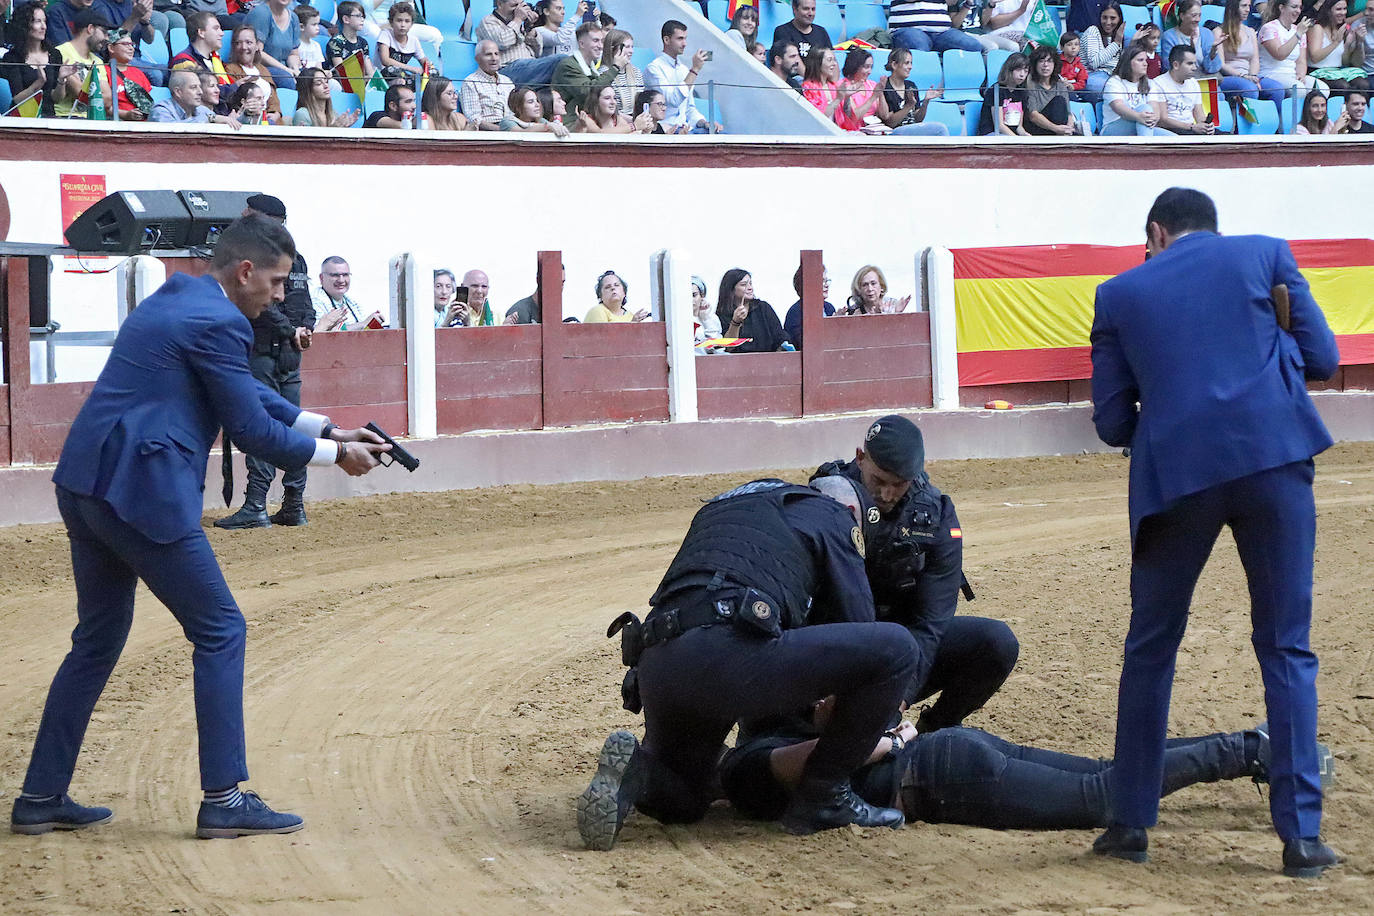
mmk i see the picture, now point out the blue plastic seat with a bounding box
[906,49,941,91]
[941,49,985,101]
[221,31,234,60]
[813,0,845,39]
[984,48,1012,84]
[276,87,298,114]
[1212,98,1235,132]
[460,0,494,39]
[314,34,330,63]
[757,0,780,37]
[1326,95,1344,125]
[141,38,170,68]
[1237,97,1280,134]
[168,27,188,57]
[331,87,361,114]
[311,0,337,23]
[963,97,983,134]
[1120,5,1152,39]
[441,39,478,80]
[708,0,730,26]
[632,45,656,71]
[1200,3,1224,24]
[150,86,172,105]
[924,100,965,135]
[0,80,13,115]
[843,1,889,36]
[1069,99,1096,134]
[363,87,386,116]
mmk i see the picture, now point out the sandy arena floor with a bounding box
[1,444,1371,914]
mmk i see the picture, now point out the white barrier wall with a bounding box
[4,142,1373,382]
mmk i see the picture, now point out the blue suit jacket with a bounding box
[53,273,318,544]
[1090,232,1340,540]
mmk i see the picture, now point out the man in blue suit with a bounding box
[1088,188,1342,877]
[10,215,390,839]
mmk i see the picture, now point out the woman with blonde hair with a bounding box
[847,265,912,315]
[606,28,646,117]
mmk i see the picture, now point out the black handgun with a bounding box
[364,422,420,472]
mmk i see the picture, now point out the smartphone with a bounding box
[582,3,598,23]
[703,50,714,61]
[456,286,470,304]
[1204,112,1215,125]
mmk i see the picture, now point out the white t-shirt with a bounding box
[378,28,423,58]
[1257,20,1305,85]
[1150,72,1201,124]
[299,37,324,69]
[987,0,1035,36]
[1102,74,1156,126]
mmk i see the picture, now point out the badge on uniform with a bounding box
[733,588,783,639]
[851,525,866,559]
[866,507,880,525]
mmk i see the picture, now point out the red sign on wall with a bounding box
[59,173,106,244]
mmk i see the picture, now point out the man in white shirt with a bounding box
[643,19,720,134]
[460,39,516,130]
[1151,45,1215,135]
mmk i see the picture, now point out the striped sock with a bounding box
[203,786,244,809]
[19,792,60,803]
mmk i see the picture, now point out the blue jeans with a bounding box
[1101,117,1172,136]
[500,55,564,88]
[132,56,167,87]
[23,488,251,795]
[268,65,296,90]
[893,121,951,135]
[891,26,985,54]
[1083,68,1112,102]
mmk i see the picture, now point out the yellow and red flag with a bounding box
[5,90,43,118]
[1196,75,1222,124]
[334,49,369,100]
[726,0,758,20]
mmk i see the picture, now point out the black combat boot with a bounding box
[1282,837,1342,878]
[213,497,271,530]
[577,731,646,851]
[1092,823,1149,863]
[779,778,905,835]
[269,486,307,526]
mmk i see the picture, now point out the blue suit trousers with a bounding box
[1111,459,1322,840]
[23,488,250,795]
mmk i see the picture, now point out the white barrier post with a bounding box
[654,248,698,424]
[926,246,960,411]
[116,255,166,323]
[392,252,437,439]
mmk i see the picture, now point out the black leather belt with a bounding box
[642,590,739,650]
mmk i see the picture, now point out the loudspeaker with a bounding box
[177,190,255,248]
[28,255,51,328]
[63,190,195,254]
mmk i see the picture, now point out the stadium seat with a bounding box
[708,0,730,26]
[0,80,12,115]
[1238,98,1280,134]
[1066,99,1095,134]
[275,87,298,116]
[332,87,362,115]
[310,0,337,24]
[363,87,386,116]
[632,45,656,72]
[1213,98,1234,132]
[441,39,478,79]
[813,0,845,39]
[984,48,1012,84]
[925,100,965,135]
[314,34,330,62]
[150,86,172,105]
[168,27,188,57]
[843,1,890,36]
[420,37,442,65]
[963,98,983,135]
[909,50,941,92]
[221,31,233,59]
[461,0,494,39]
[141,38,170,68]
[868,47,890,74]
[1327,95,1344,125]
[1120,5,1151,38]
[758,0,779,36]
[940,49,985,101]
[1200,3,1224,24]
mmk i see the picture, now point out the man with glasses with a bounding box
[782,263,834,351]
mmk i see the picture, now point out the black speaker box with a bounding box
[177,190,256,248]
[63,190,195,254]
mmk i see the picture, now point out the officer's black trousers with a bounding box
[908,616,1020,729]
[244,354,304,503]
[635,620,918,824]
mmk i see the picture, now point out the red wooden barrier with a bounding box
[809,312,933,413]
[0,383,9,465]
[26,382,95,464]
[436,325,543,433]
[697,351,801,419]
[299,328,409,435]
[542,319,669,428]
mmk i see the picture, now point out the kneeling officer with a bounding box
[578,477,918,850]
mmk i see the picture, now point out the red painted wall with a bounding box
[436,325,543,434]
[299,329,409,435]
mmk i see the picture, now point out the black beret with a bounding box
[245,193,287,219]
[863,414,924,480]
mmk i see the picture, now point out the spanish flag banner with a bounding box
[3,90,43,118]
[726,0,758,20]
[1197,75,1222,123]
[334,49,370,99]
[953,240,1374,386]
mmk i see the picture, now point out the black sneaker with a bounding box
[577,731,645,851]
[196,791,304,839]
[10,795,114,835]
[779,779,904,836]
[1282,837,1342,878]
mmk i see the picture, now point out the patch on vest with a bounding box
[851,525,865,558]
[866,506,880,525]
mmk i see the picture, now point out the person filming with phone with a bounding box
[644,19,722,134]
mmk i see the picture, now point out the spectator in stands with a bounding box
[1356,2,1374,85]
[1219,0,1287,105]
[534,0,578,57]
[182,0,243,33]
[1101,41,1170,134]
[1161,0,1247,101]
[773,0,832,59]
[716,269,790,353]
[313,257,365,329]
[876,46,950,135]
[327,1,375,87]
[552,19,619,118]
[1025,42,1078,134]
[46,0,132,47]
[477,0,548,87]
[978,50,1031,135]
[363,81,413,126]
[359,0,442,48]
[94,0,169,86]
[847,265,912,314]
[108,28,152,119]
[887,0,985,55]
[801,46,842,120]
[198,68,232,117]
[243,0,300,88]
[536,83,569,127]
[1340,86,1373,130]
[502,84,570,133]
[422,75,472,129]
[170,11,230,84]
[293,67,360,126]
[1081,0,1126,97]
[1259,0,1318,95]
[1137,21,1166,76]
[607,28,643,115]
[1307,0,1369,93]
[2,2,63,118]
[377,1,427,88]
[833,48,883,130]
[577,83,651,132]
[783,265,834,350]
[460,270,497,326]
[225,27,284,121]
[726,3,760,51]
[434,269,462,327]
[150,67,213,121]
[1295,87,1347,130]
[644,19,719,132]
[750,41,768,62]
[692,275,722,343]
[631,88,680,133]
[505,258,563,324]
[461,39,515,128]
[228,75,272,123]
[769,38,805,91]
[54,8,112,119]
[1152,45,1215,133]
[585,270,650,323]
[295,5,325,73]
[1061,31,1090,91]
[983,0,1038,51]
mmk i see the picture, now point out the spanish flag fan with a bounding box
[726,0,758,19]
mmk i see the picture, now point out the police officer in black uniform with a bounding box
[215,195,317,530]
[577,477,919,851]
[814,415,1020,732]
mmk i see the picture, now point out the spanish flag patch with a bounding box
[949,527,963,539]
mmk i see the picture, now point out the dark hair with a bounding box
[1059,29,1081,48]
[1347,88,1370,104]
[212,214,297,270]
[1167,43,1194,66]
[661,19,687,40]
[185,10,217,43]
[715,268,751,328]
[729,4,759,41]
[229,77,267,112]
[1028,44,1060,87]
[230,24,260,63]
[337,0,365,18]
[1314,0,1345,29]
[841,48,872,79]
[632,89,663,118]
[1145,188,1218,236]
[422,75,459,121]
[322,255,348,271]
[576,19,604,39]
[769,38,798,68]
[596,270,628,304]
[295,5,320,23]
[1114,40,1153,91]
[508,85,540,121]
[604,28,633,64]
[996,51,1029,88]
[802,45,833,83]
[1098,0,1124,42]
[1299,89,1330,132]
[294,67,335,124]
[1175,0,1203,16]
[583,83,618,125]
[533,0,558,29]
[536,85,562,118]
[6,2,52,52]
[388,1,416,22]
[384,82,412,113]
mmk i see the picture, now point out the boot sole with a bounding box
[1093,847,1148,864]
[779,812,905,836]
[11,812,114,835]
[577,731,639,851]
[196,821,305,839]
[1283,861,1338,879]
[213,521,272,530]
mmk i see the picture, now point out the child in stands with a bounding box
[1061,31,1089,92]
